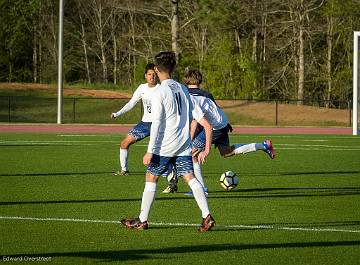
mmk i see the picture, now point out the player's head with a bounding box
[144,63,157,87]
[154,51,176,75]
[184,67,202,87]
[145,63,155,74]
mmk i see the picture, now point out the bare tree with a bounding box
[326,12,333,107]
[297,0,305,104]
[288,0,324,103]
[171,0,180,62]
[109,0,123,85]
[180,1,208,69]
[288,0,306,104]
[32,22,39,83]
[76,2,91,83]
[80,0,113,83]
[37,0,59,82]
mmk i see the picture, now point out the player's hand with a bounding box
[197,149,209,164]
[143,152,153,166]
[111,113,116,119]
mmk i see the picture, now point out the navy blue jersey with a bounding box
[188,88,216,103]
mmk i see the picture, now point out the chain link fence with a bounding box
[0,96,353,127]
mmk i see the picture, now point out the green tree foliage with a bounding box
[0,0,40,81]
[0,0,359,101]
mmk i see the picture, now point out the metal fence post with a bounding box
[72,98,76,123]
[349,100,352,127]
[8,96,11,122]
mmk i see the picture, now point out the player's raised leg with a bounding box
[219,140,276,159]
[262,139,276,159]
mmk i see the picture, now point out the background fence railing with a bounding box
[0,96,353,127]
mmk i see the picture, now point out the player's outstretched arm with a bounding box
[111,86,142,119]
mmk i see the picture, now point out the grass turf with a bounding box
[0,133,360,264]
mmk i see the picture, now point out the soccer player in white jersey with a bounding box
[165,68,275,195]
[111,63,159,175]
[120,52,215,232]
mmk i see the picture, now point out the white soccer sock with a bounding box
[233,143,256,154]
[139,182,157,222]
[120,148,128,171]
[188,178,210,218]
[193,162,206,188]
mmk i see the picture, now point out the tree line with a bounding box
[0,0,359,103]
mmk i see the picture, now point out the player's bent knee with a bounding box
[145,172,159,183]
[182,173,194,183]
[218,146,234,158]
[121,137,136,149]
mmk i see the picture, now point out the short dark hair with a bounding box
[154,51,176,74]
[184,67,202,86]
[145,63,155,74]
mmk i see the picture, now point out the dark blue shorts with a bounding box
[128,121,151,141]
[147,155,194,177]
[193,125,231,150]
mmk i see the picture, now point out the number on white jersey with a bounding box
[175,92,182,115]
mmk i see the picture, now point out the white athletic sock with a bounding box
[120,148,128,171]
[139,182,157,222]
[193,162,206,188]
[233,143,256,154]
[188,178,210,218]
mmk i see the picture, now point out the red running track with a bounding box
[0,123,353,135]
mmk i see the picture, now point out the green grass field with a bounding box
[1,133,360,264]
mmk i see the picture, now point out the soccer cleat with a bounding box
[166,168,177,182]
[169,179,178,192]
[113,170,130,176]
[198,214,215,232]
[162,185,177,193]
[263,139,275,159]
[120,218,148,230]
[163,170,178,193]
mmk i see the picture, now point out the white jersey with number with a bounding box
[190,93,228,130]
[113,83,159,122]
[147,79,193,157]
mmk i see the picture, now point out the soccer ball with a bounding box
[220,171,239,191]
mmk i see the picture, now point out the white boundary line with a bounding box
[0,216,359,234]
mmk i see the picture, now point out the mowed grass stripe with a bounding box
[0,133,359,265]
[1,216,359,234]
[3,140,360,151]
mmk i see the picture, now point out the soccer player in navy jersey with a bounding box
[164,68,275,195]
